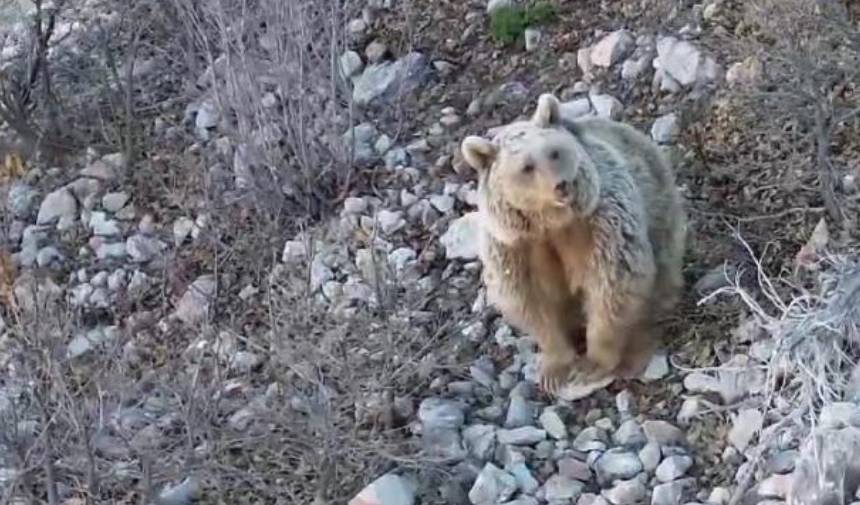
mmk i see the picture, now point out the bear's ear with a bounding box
[532,93,562,127]
[461,135,497,173]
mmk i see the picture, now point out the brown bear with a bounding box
[460,93,687,394]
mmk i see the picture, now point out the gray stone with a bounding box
[651,114,680,144]
[174,275,216,324]
[573,427,609,452]
[7,182,38,218]
[728,409,763,452]
[651,478,696,505]
[486,0,513,14]
[614,420,647,448]
[348,472,415,505]
[654,36,720,87]
[441,212,481,260]
[497,427,546,446]
[725,56,763,87]
[102,192,129,212]
[707,487,731,505]
[559,95,624,121]
[819,402,860,430]
[524,28,541,52]
[89,211,121,236]
[429,194,456,214]
[463,424,496,461]
[95,241,127,260]
[509,462,540,494]
[590,30,635,68]
[656,455,693,482]
[158,477,202,505]
[677,398,701,427]
[343,123,379,166]
[603,477,647,505]
[616,390,637,418]
[352,52,430,106]
[340,51,364,78]
[643,421,686,446]
[540,407,568,440]
[195,99,220,138]
[505,395,534,428]
[594,449,643,486]
[37,187,77,228]
[544,475,584,502]
[126,234,166,263]
[468,463,517,505]
[365,40,388,64]
[377,209,406,235]
[419,398,465,430]
[558,457,592,481]
[766,450,798,474]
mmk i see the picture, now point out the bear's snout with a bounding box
[554,180,572,200]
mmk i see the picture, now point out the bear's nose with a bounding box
[555,181,571,198]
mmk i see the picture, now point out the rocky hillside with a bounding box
[1,0,859,504]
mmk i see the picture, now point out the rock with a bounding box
[509,462,540,494]
[683,372,722,394]
[616,390,637,418]
[7,182,38,218]
[352,52,430,106]
[643,421,686,446]
[349,473,415,505]
[651,478,695,505]
[37,187,77,228]
[35,246,62,267]
[195,99,220,138]
[819,402,860,429]
[468,463,517,505]
[126,234,165,263]
[89,211,121,236]
[725,56,763,87]
[590,30,635,68]
[540,407,568,440]
[621,54,654,81]
[654,36,720,87]
[102,192,129,212]
[728,409,763,452]
[173,217,196,246]
[505,395,533,428]
[524,28,541,52]
[708,487,731,505]
[365,40,388,64]
[544,475,584,502]
[157,476,201,505]
[429,194,456,214]
[559,457,592,481]
[67,326,119,359]
[614,420,648,448]
[573,426,609,452]
[441,212,481,260]
[497,427,546,446]
[486,0,513,14]
[463,424,496,461]
[348,18,368,36]
[343,123,379,166]
[559,95,624,121]
[594,449,643,486]
[677,398,700,427]
[656,455,693,482]
[651,114,680,144]
[377,210,406,235]
[501,497,539,505]
[94,241,128,260]
[174,275,216,325]
[419,398,465,430]
[603,477,647,505]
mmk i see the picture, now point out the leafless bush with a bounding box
[167,0,358,219]
[734,0,860,225]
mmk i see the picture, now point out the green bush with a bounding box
[489,1,557,46]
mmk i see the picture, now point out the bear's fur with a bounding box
[460,93,687,393]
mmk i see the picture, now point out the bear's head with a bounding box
[460,93,601,227]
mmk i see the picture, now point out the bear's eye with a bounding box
[522,163,535,174]
[549,150,560,160]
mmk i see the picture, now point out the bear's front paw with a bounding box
[539,357,575,396]
[566,358,614,386]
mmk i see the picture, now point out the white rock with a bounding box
[340,50,364,78]
[89,211,121,236]
[707,487,731,505]
[656,455,693,482]
[509,462,539,494]
[377,210,406,235]
[173,217,196,246]
[639,352,670,382]
[429,194,455,214]
[36,246,62,267]
[643,420,686,446]
[469,463,517,505]
[558,375,615,401]
[590,29,635,68]
[418,398,465,430]
[524,28,541,52]
[497,427,546,445]
[728,409,763,452]
[544,475,584,502]
[174,275,216,325]
[594,449,643,486]
[651,114,680,144]
[603,477,647,505]
[677,398,700,427]
[195,99,220,137]
[725,56,763,87]
[651,478,695,505]
[37,188,77,228]
[126,234,166,263]
[343,197,369,215]
[463,424,497,461]
[352,52,429,107]
[559,95,623,121]
[102,192,129,212]
[349,473,415,505]
[655,36,720,87]
[539,407,567,440]
[441,212,481,260]
[819,402,860,429]
[639,442,663,473]
[621,54,654,80]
